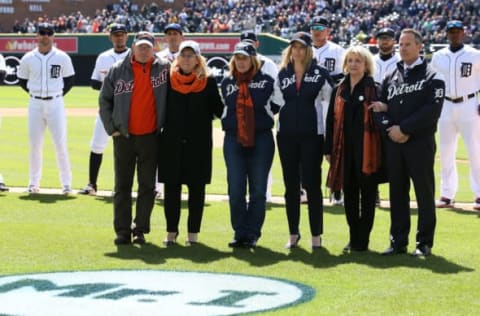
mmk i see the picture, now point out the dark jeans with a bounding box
[164,182,206,233]
[385,136,437,249]
[223,131,274,241]
[277,133,324,236]
[113,133,157,236]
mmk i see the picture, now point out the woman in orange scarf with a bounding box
[325,45,384,252]
[158,40,224,246]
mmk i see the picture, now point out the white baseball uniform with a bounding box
[431,45,480,200]
[313,41,344,134]
[374,53,400,84]
[258,53,278,79]
[89,48,130,153]
[156,48,178,62]
[17,47,75,188]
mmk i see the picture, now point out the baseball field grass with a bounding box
[0,86,479,315]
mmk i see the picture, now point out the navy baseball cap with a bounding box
[446,20,463,31]
[37,23,54,33]
[109,23,127,34]
[233,42,256,56]
[164,23,182,34]
[134,31,155,47]
[311,16,329,27]
[240,30,257,43]
[376,27,395,38]
[290,32,312,47]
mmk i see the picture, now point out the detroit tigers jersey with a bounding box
[313,41,345,77]
[258,53,278,79]
[17,47,75,97]
[374,53,400,84]
[431,45,480,98]
[91,48,130,82]
[156,48,178,63]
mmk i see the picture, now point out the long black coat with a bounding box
[157,76,224,185]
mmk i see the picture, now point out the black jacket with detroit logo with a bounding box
[378,60,445,140]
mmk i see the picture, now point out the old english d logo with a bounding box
[0,270,314,315]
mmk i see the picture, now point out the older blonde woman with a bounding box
[158,40,224,246]
[325,45,384,252]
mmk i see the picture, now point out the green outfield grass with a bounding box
[0,85,479,315]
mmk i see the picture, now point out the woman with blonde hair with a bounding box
[325,45,384,252]
[158,40,224,246]
[276,32,333,250]
[221,42,282,248]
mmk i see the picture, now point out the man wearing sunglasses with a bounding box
[310,16,345,206]
[431,20,480,211]
[17,23,75,195]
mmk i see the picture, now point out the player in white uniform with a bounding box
[240,30,279,202]
[373,27,400,206]
[310,16,345,205]
[431,20,480,211]
[156,23,184,62]
[79,23,130,195]
[0,53,8,192]
[17,23,75,194]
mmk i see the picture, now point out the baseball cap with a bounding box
[290,32,312,47]
[134,31,155,47]
[109,23,127,34]
[37,23,54,34]
[233,42,256,56]
[376,27,395,38]
[446,20,463,31]
[179,40,201,55]
[240,30,257,43]
[311,16,329,27]
[164,23,182,34]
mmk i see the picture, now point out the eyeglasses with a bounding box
[180,53,196,59]
[38,30,54,36]
[311,25,326,31]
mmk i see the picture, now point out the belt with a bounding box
[445,91,478,104]
[31,95,60,100]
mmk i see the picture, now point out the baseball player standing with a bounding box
[431,20,480,211]
[0,53,8,191]
[17,23,75,194]
[310,16,345,205]
[373,28,400,85]
[157,23,184,62]
[79,23,130,195]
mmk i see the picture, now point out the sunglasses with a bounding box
[447,21,463,28]
[38,30,54,36]
[311,25,327,31]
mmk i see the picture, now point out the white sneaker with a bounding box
[330,191,344,206]
[62,185,72,195]
[27,185,40,194]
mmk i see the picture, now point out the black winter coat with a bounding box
[157,76,224,184]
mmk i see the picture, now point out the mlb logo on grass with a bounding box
[0,270,314,315]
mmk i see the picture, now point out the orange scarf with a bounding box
[170,68,207,94]
[233,68,255,147]
[327,79,381,191]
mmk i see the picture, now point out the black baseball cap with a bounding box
[311,16,329,27]
[290,32,312,47]
[37,23,54,33]
[134,31,155,47]
[109,23,127,34]
[164,23,182,34]
[446,20,463,31]
[233,42,257,56]
[240,30,257,43]
[376,27,395,38]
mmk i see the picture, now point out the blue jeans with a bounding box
[223,131,274,241]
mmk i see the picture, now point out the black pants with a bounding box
[343,166,377,250]
[164,182,206,233]
[277,133,324,236]
[113,133,157,236]
[385,136,436,249]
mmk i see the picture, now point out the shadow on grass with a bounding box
[104,242,230,265]
[18,193,76,203]
[230,246,288,267]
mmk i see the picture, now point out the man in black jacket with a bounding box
[370,28,445,257]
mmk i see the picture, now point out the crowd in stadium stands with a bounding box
[10,0,480,46]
